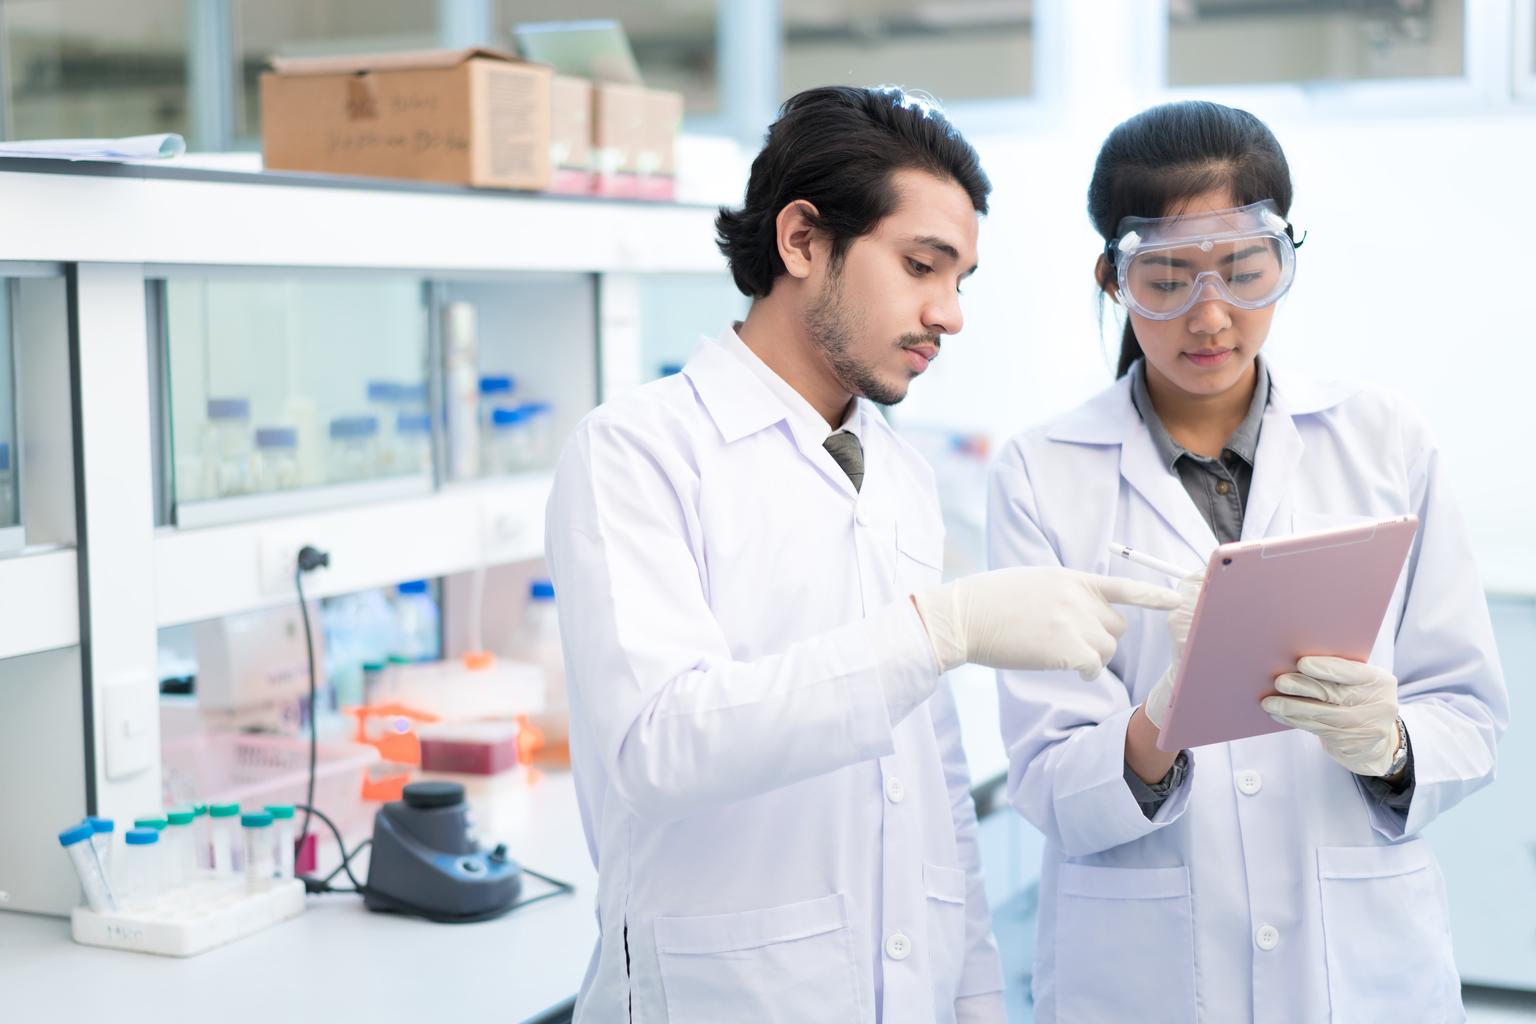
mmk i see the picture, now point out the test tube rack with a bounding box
[70,878,305,957]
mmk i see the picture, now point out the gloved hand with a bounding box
[1142,573,1205,729]
[1261,656,1402,777]
[913,567,1182,678]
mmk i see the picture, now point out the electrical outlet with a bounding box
[259,531,329,596]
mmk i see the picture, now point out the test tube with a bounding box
[133,816,170,893]
[241,812,275,892]
[191,803,211,871]
[119,828,161,910]
[85,817,115,891]
[58,822,116,913]
[164,809,197,889]
[265,805,296,879]
[209,802,241,876]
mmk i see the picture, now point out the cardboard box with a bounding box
[592,82,683,201]
[548,74,594,195]
[260,47,553,191]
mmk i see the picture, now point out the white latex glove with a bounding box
[1143,573,1205,729]
[954,990,1006,1024]
[913,567,1182,678]
[1261,656,1402,777]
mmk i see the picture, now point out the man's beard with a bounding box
[802,262,928,408]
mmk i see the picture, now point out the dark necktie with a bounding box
[823,430,864,492]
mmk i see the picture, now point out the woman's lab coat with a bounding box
[988,361,1507,1024]
[545,330,1003,1023]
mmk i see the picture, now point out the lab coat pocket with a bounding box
[896,519,945,591]
[1054,864,1196,1023]
[924,863,968,1015]
[1317,839,1459,1022]
[653,892,866,1023]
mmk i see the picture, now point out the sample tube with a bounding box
[119,828,162,909]
[85,817,115,892]
[265,805,296,879]
[58,822,115,913]
[241,812,275,892]
[164,809,197,889]
[209,802,241,875]
[191,803,210,871]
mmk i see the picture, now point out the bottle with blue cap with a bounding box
[328,414,380,484]
[58,821,116,913]
[484,405,528,475]
[522,579,566,716]
[394,410,433,475]
[119,827,162,909]
[254,426,301,492]
[201,396,254,499]
[391,579,441,662]
[86,816,115,886]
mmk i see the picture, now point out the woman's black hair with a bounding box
[716,85,990,298]
[1088,100,1295,378]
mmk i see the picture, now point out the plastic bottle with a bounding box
[191,803,211,871]
[58,822,115,913]
[208,802,241,875]
[119,828,161,909]
[392,580,441,662]
[328,415,380,484]
[241,812,275,892]
[85,816,114,889]
[202,397,254,498]
[395,412,432,476]
[521,402,554,468]
[485,406,527,475]
[444,302,480,481]
[254,427,301,492]
[265,805,296,879]
[523,580,566,715]
[164,808,197,889]
[478,375,515,447]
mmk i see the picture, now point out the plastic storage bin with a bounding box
[160,733,381,841]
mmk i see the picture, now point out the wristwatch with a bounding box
[1384,717,1410,778]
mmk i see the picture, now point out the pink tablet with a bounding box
[1155,514,1419,753]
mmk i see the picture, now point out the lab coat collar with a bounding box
[1045,358,1360,561]
[1044,357,1358,446]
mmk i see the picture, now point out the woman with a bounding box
[987,100,1507,1022]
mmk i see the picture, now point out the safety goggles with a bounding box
[1108,199,1299,321]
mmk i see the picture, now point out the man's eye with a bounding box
[907,259,933,276]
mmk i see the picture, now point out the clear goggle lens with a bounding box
[1117,227,1296,321]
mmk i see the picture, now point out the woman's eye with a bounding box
[1150,280,1185,293]
[1230,270,1266,285]
[907,259,933,276]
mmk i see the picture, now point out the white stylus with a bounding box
[1108,542,1200,582]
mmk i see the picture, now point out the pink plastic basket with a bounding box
[160,733,381,840]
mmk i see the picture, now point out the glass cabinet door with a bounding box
[0,281,19,550]
[161,271,431,525]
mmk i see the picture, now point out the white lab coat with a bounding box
[987,360,1508,1024]
[546,328,1004,1023]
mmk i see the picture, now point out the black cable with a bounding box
[293,545,329,848]
[321,838,371,886]
[295,802,368,892]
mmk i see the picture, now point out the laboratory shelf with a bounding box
[0,546,78,658]
[0,163,725,274]
[154,473,552,627]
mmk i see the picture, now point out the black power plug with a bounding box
[297,545,330,573]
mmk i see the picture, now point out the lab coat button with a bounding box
[885,932,912,960]
[1236,769,1263,796]
[885,778,905,804]
[1255,925,1280,951]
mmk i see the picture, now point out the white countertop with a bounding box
[0,673,1009,1023]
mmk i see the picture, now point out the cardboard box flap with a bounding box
[269,47,526,77]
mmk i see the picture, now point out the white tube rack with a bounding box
[70,878,305,957]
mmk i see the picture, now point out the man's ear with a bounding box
[776,199,822,281]
[1095,254,1121,304]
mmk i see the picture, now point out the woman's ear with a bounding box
[776,200,821,281]
[1095,254,1121,304]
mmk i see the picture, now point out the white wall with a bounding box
[890,104,1536,592]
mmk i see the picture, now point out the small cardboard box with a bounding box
[592,82,683,201]
[261,47,553,191]
[548,74,594,195]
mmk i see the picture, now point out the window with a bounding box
[1167,0,1465,88]
[1,0,190,142]
[781,0,1035,104]
[496,1,720,114]
[233,0,438,144]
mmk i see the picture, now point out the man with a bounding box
[546,85,1179,1022]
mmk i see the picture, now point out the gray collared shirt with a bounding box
[1130,358,1270,546]
[1123,357,1413,815]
